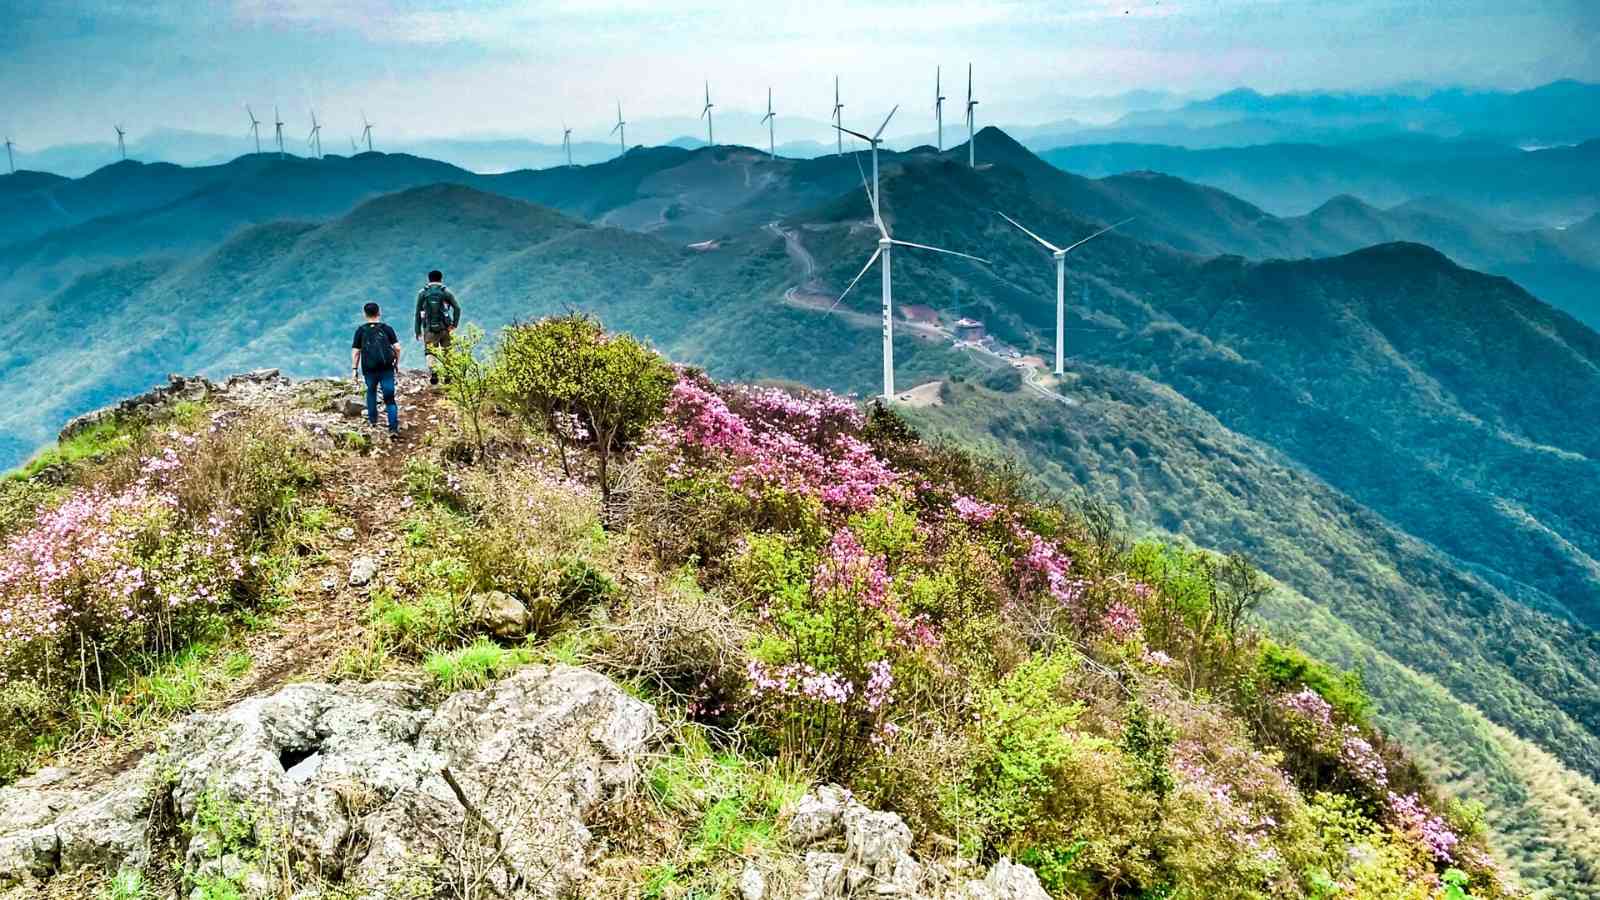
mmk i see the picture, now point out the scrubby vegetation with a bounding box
[1,408,322,780]
[1,315,1523,898]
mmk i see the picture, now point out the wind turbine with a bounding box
[273,107,285,158]
[935,67,946,152]
[562,123,573,166]
[351,136,360,154]
[306,110,323,159]
[700,81,715,147]
[832,135,989,400]
[114,125,127,161]
[965,63,978,167]
[4,138,14,174]
[611,101,627,157]
[246,106,262,155]
[831,76,845,156]
[760,87,776,157]
[360,111,374,152]
[995,211,1133,375]
[834,105,898,228]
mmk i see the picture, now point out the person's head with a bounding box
[428,270,443,284]
[363,302,381,320]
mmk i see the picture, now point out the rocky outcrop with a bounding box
[0,666,657,898]
[771,786,1050,900]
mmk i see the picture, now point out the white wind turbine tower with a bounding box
[350,136,360,154]
[360,111,374,152]
[760,88,776,157]
[935,67,946,151]
[273,107,285,159]
[965,63,978,167]
[562,123,574,167]
[306,110,323,159]
[831,76,845,156]
[700,81,715,146]
[246,106,262,154]
[995,211,1133,375]
[5,138,15,174]
[611,101,627,157]
[114,125,127,160]
[832,115,989,400]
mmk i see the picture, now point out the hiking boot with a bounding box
[430,371,439,386]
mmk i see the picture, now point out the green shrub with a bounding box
[1255,640,1371,725]
[423,638,533,692]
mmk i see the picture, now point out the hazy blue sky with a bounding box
[2,0,1596,146]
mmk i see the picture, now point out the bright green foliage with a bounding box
[7,420,139,483]
[435,323,495,460]
[423,638,534,693]
[495,314,673,505]
[1256,640,1371,725]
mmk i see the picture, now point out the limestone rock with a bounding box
[0,667,657,899]
[472,590,531,639]
[787,784,852,846]
[348,556,377,587]
[976,858,1050,900]
[740,862,767,900]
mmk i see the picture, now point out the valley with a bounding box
[4,129,1600,895]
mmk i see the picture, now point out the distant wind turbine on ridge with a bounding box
[965,63,978,167]
[360,111,374,152]
[700,81,715,146]
[306,110,323,159]
[351,136,360,154]
[562,122,574,167]
[611,101,627,158]
[831,76,845,156]
[114,125,126,161]
[273,107,285,159]
[760,87,776,157]
[246,106,262,155]
[995,211,1133,375]
[833,109,990,400]
[935,66,946,152]
[4,138,14,175]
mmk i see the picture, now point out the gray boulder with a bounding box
[348,557,377,587]
[472,590,531,640]
[0,667,657,899]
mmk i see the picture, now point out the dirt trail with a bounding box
[223,371,446,701]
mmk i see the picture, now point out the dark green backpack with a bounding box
[421,285,450,331]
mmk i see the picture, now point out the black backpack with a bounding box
[421,285,450,331]
[359,323,396,372]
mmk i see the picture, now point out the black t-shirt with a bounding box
[352,322,400,373]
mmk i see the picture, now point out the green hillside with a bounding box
[6,143,1600,893]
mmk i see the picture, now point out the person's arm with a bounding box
[446,289,461,329]
[350,332,362,381]
[414,290,426,339]
[389,326,403,368]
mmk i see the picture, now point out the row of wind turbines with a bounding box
[245,106,375,160]
[3,65,980,175]
[824,106,1131,399]
[601,65,983,164]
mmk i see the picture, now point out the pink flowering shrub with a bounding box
[650,376,896,518]
[1386,792,1460,863]
[1,414,315,773]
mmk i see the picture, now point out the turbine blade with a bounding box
[853,151,882,229]
[834,124,874,142]
[890,239,989,264]
[872,105,899,140]
[1061,216,1135,254]
[829,248,883,312]
[996,211,1061,253]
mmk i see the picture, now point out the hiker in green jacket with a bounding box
[415,269,462,386]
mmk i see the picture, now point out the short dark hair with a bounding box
[364,302,381,317]
[428,270,443,282]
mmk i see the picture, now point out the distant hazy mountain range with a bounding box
[3,127,1600,893]
[14,80,1596,178]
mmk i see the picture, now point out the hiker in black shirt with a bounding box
[351,302,403,436]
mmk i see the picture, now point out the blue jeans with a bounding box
[364,368,398,432]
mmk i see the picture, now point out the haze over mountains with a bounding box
[5,109,1600,893]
